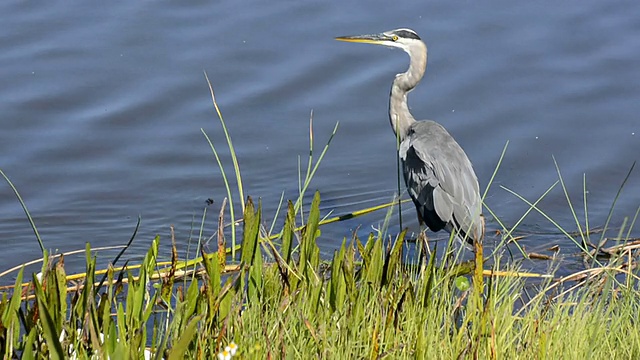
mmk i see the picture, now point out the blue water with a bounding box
[1,1,638,281]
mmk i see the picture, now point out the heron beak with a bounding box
[335,33,391,45]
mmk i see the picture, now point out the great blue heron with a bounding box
[336,28,484,245]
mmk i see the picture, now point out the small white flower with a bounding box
[227,342,238,356]
[217,350,231,360]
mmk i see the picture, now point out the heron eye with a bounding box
[392,35,399,41]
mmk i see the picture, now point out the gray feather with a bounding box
[400,121,483,243]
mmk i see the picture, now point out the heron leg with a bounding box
[416,207,425,226]
[416,210,434,260]
[417,229,431,261]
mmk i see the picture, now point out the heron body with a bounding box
[336,28,484,244]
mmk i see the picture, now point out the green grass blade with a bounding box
[281,201,296,264]
[248,241,264,303]
[201,129,238,259]
[204,71,244,211]
[384,229,406,287]
[268,190,286,236]
[300,191,322,276]
[1,267,23,324]
[202,247,221,301]
[421,246,437,308]
[329,239,347,312]
[167,315,203,360]
[482,140,509,200]
[33,274,64,359]
[482,203,526,258]
[0,168,45,253]
[366,237,384,288]
[598,161,635,245]
[1,267,24,356]
[241,197,261,266]
[501,185,606,268]
[303,113,315,209]
[583,173,590,245]
[494,181,559,256]
[625,204,640,240]
[22,328,37,360]
[552,156,588,248]
[294,122,339,214]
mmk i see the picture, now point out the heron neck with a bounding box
[389,43,427,141]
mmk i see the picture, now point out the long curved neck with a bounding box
[389,41,427,141]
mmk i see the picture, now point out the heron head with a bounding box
[335,28,422,53]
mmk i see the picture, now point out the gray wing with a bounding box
[399,121,484,243]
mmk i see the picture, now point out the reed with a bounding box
[0,189,638,359]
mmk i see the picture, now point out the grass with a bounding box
[0,192,638,358]
[0,79,639,358]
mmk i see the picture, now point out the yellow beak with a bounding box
[335,33,391,45]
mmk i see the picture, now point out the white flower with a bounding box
[227,342,238,356]
[217,350,231,360]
